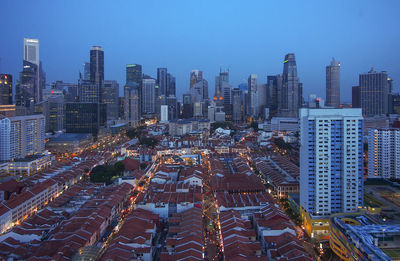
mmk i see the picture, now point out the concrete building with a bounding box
[0,114,45,161]
[299,108,363,237]
[142,78,156,115]
[326,58,341,108]
[368,128,400,179]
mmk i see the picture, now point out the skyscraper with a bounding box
[16,60,39,107]
[248,74,258,116]
[142,78,156,115]
[326,58,341,108]
[214,69,229,106]
[232,88,242,123]
[24,38,39,66]
[359,69,390,116]
[167,73,176,96]
[0,74,12,105]
[280,53,301,117]
[90,46,104,85]
[102,80,119,119]
[300,108,363,219]
[16,38,45,107]
[190,70,203,89]
[157,68,168,97]
[267,75,282,117]
[83,62,90,81]
[125,64,142,120]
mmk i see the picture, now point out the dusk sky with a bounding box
[1,0,400,102]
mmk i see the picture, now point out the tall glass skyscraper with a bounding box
[280,53,301,117]
[326,58,341,108]
[90,46,104,85]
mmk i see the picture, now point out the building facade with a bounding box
[300,108,363,219]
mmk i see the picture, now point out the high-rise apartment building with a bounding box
[280,54,302,117]
[368,128,400,179]
[0,74,12,105]
[359,69,390,116]
[326,58,341,108]
[102,80,119,119]
[300,108,363,219]
[0,114,45,161]
[248,74,258,116]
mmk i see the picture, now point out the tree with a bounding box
[139,137,159,148]
[114,161,125,176]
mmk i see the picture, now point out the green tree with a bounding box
[114,161,125,176]
[139,137,159,148]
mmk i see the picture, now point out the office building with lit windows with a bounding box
[299,108,363,238]
[65,102,106,136]
[368,128,400,179]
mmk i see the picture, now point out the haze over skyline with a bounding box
[1,0,400,102]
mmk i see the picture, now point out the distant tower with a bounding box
[24,38,39,66]
[326,58,341,108]
[157,68,168,97]
[359,69,390,116]
[248,74,258,116]
[125,64,142,126]
[90,46,104,85]
[280,53,301,117]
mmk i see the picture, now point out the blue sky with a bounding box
[1,0,400,102]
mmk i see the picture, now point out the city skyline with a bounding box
[1,0,400,101]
